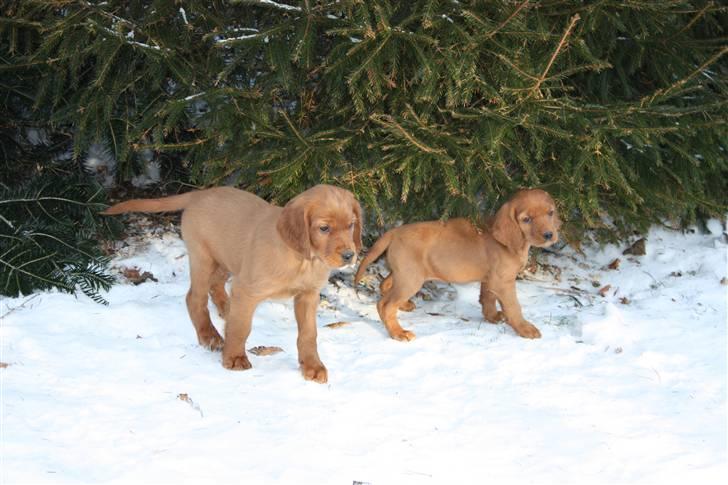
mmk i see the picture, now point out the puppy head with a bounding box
[277,184,362,268]
[491,189,560,250]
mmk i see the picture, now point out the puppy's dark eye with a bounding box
[548,210,554,217]
[348,222,355,230]
[319,225,330,233]
[522,216,532,224]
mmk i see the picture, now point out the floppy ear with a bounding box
[491,201,524,250]
[277,197,311,258]
[351,198,363,252]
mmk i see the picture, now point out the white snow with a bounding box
[183,92,205,102]
[216,33,264,44]
[2,221,726,484]
[130,160,161,188]
[254,0,302,13]
[95,24,163,51]
[84,142,117,188]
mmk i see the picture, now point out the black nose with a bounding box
[543,232,553,241]
[341,250,355,263]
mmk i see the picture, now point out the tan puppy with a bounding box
[103,185,362,383]
[354,189,560,341]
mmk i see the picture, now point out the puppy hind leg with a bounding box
[185,250,224,351]
[399,300,416,312]
[209,266,230,318]
[480,282,504,323]
[380,274,393,294]
[377,276,421,341]
[380,274,416,312]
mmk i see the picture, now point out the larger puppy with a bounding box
[354,189,560,341]
[103,185,362,383]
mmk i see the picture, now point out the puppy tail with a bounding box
[101,192,195,215]
[354,229,394,286]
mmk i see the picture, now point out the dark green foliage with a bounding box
[0,170,121,303]
[2,0,727,249]
[1,2,123,301]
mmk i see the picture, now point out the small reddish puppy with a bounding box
[355,189,560,341]
[103,185,362,383]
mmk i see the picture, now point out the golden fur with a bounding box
[354,189,560,341]
[103,185,362,383]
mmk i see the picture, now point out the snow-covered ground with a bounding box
[2,220,726,484]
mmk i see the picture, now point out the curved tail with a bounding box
[354,229,395,285]
[101,192,195,215]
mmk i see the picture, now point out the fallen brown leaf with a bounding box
[623,238,646,256]
[607,258,620,270]
[178,393,203,417]
[122,267,158,285]
[721,277,727,286]
[324,321,351,329]
[248,346,284,356]
[598,284,612,297]
[0,362,9,368]
[619,297,630,305]
[524,255,538,274]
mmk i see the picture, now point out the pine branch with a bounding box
[231,0,302,13]
[641,46,728,106]
[483,0,530,40]
[0,196,106,208]
[674,1,715,36]
[528,13,580,99]
[370,114,447,156]
[5,0,726,247]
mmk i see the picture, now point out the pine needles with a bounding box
[2,0,727,250]
[0,174,120,304]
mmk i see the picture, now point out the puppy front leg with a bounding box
[222,287,258,370]
[479,281,504,323]
[294,290,328,383]
[491,280,541,339]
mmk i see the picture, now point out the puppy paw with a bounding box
[301,362,328,383]
[483,311,505,323]
[198,331,224,351]
[391,329,416,342]
[399,300,416,312]
[223,354,252,370]
[514,322,541,339]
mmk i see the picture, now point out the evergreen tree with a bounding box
[1,1,726,298]
[0,171,120,303]
[1,2,120,301]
